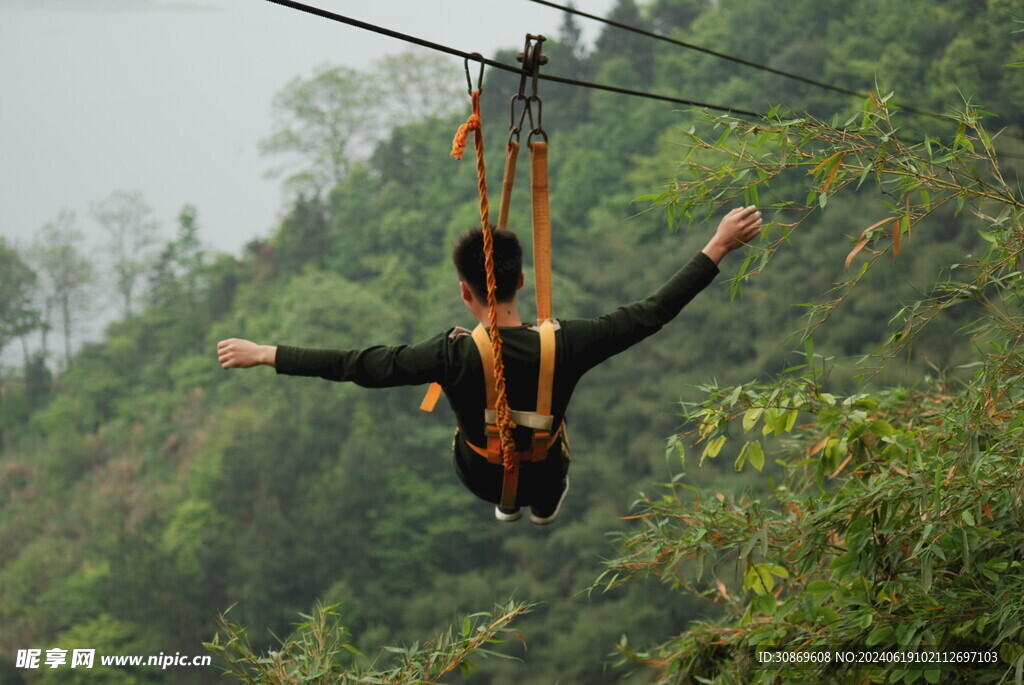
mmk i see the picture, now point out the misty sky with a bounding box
[0,0,615,260]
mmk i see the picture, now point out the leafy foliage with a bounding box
[205,601,531,684]
[600,94,1024,684]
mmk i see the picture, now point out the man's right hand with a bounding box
[702,205,763,264]
[217,338,276,369]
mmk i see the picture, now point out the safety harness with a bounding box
[421,321,563,509]
[422,36,559,510]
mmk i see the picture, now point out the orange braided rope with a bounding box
[451,90,518,477]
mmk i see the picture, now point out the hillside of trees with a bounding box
[2,0,1022,683]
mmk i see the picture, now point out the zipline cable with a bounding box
[265,0,760,117]
[523,0,950,121]
[265,0,1024,158]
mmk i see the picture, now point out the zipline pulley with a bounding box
[510,34,547,143]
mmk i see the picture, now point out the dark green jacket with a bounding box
[275,252,718,504]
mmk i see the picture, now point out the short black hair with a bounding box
[451,227,523,303]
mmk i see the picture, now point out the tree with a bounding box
[91,190,161,319]
[28,210,94,370]
[260,64,381,196]
[373,51,462,127]
[260,54,464,198]
[149,204,206,310]
[650,0,709,32]
[601,98,1024,683]
[0,238,39,446]
[593,0,656,85]
[0,238,39,373]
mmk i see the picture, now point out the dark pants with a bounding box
[452,433,569,511]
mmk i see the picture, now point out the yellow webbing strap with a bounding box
[535,319,555,417]
[471,324,497,410]
[497,141,520,231]
[472,324,516,508]
[530,141,553,322]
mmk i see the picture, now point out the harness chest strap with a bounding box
[419,323,557,438]
[471,319,556,437]
[419,321,559,508]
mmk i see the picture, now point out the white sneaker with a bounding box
[530,478,569,526]
[494,505,522,522]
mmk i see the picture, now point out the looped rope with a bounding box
[451,89,518,475]
[450,91,482,160]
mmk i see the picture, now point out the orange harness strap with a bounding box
[497,141,520,231]
[530,141,553,323]
[419,382,443,412]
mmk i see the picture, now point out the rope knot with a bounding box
[450,91,482,160]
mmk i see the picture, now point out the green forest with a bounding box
[3,0,1024,683]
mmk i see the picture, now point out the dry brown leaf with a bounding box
[829,453,854,479]
[845,238,869,270]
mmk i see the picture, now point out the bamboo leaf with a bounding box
[893,217,900,259]
[866,626,893,646]
[845,238,869,270]
[701,435,727,464]
[748,440,765,471]
[822,152,846,192]
[742,407,764,432]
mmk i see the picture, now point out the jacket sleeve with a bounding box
[274,331,450,387]
[561,251,719,373]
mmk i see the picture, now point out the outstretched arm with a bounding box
[701,205,763,264]
[218,338,277,368]
[218,333,450,387]
[562,205,764,371]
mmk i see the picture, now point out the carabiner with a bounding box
[528,95,542,133]
[463,53,485,94]
[508,94,533,143]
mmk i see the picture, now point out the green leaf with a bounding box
[818,407,842,425]
[701,435,727,465]
[831,552,858,576]
[734,444,747,472]
[870,420,895,437]
[806,580,833,595]
[747,440,766,471]
[961,510,975,527]
[866,625,893,646]
[744,565,774,595]
[742,407,763,432]
[816,606,840,624]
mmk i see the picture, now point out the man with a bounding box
[217,205,763,525]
